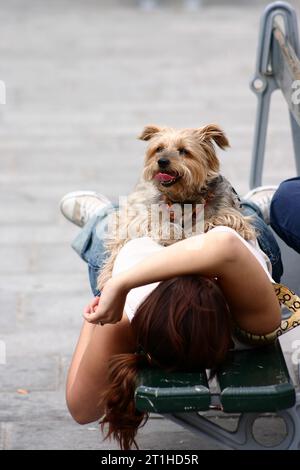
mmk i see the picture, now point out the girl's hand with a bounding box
[84,296,101,315]
[83,276,129,325]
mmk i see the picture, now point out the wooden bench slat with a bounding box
[135,369,210,413]
[217,341,296,413]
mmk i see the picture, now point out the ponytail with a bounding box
[99,353,149,450]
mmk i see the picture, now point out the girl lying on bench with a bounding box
[61,184,300,450]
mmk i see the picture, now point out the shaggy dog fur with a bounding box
[97,124,255,291]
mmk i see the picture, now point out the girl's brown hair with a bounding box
[99,275,233,450]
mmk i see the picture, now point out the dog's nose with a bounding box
[158,157,170,168]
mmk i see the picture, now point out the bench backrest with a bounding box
[250,1,300,293]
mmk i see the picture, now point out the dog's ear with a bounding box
[197,124,230,150]
[138,125,162,141]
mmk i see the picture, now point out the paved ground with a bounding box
[0,0,299,450]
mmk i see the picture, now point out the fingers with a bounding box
[84,305,91,314]
[82,310,119,325]
[82,310,106,325]
[82,295,121,325]
[83,296,100,315]
[82,311,99,323]
[91,296,100,307]
[82,298,104,323]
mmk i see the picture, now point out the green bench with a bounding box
[136,342,299,449]
[135,1,300,450]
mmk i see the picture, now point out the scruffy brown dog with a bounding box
[97,124,255,291]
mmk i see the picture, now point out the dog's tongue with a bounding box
[155,172,175,183]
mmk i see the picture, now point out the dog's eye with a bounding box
[156,146,164,153]
[178,148,188,156]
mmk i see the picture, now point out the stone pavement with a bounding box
[0,0,299,450]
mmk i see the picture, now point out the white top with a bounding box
[112,226,274,329]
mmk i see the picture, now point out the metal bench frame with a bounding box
[136,1,300,450]
[250,1,300,188]
[165,404,300,450]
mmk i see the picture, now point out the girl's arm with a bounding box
[66,314,135,424]
[84,230,236,325]
[84,228,281,334]
[118,229,235,290]
[66,297,100,392]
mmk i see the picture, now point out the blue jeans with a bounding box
[72,202,117,296]
[72,200,283,296]
[241,201,283,283]
[270,177,300,254]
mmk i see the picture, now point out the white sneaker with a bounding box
[60,191,112,227]
[243,185,278,225]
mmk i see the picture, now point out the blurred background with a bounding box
[0,0,300,450]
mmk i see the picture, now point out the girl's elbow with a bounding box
[70,410,91,426]
[66,396,85,424]
[66,391,99,425]
[67,403,96,425]
[74,415,94,426]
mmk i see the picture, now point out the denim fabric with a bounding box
[270,177,300,255]
[72,199,283,295]
[240,200,283,283]
[71,203,117,296]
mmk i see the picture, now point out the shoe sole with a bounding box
[60,190,111,207]
[244,185,278,200]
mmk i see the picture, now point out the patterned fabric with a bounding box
[234,283,300,345]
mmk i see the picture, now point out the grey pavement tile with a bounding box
[1,329,84,357]
[20,291,90,329]
[0,390,68,423]
[0,290,18,333]
[0,355,60,392]
[29,243,87,274]
[0,422,13,451]
[0,272,90,294]
[0,416,217,450]
[0,418,117,450]
[0,247,31,274]
[0,413,289,450]
[0,225,79,244]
